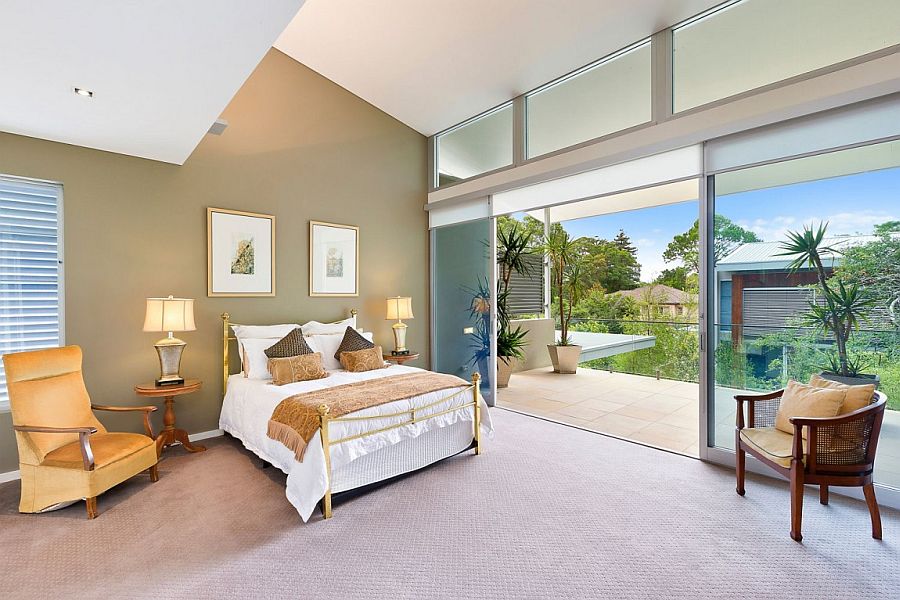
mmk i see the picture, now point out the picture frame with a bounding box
[207,207,275,297]
[309,220,359,297]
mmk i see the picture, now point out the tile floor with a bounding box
[496,367,900,489]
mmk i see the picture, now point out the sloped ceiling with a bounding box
[276,0,723,136]
[0,1,306,164]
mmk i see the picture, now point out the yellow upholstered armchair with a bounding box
[735,387,887,542]
[4,345,160,519]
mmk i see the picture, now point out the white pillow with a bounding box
[301,317,356,336]
[240,338,277,380]
[306,331,374,371]
[232,324,299,340]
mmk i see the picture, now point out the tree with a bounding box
[569,287,639,333]
[496,214,556,247]
[874,220,900,235]
[613,229,637,254]
[835,221,900,325]
[578,237,641,293]
[663,216,760,273]
[655,266,690,291]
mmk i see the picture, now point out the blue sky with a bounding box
[555,168,900,282]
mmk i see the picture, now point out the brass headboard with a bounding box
[221,309,359,395]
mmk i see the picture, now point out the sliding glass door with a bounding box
[706,140,900,489]
[431,218,495,404]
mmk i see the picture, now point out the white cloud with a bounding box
[737,210,897,242]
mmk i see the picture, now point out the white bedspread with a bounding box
[219,365,493,521]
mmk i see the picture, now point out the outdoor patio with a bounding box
[497,366,900,489]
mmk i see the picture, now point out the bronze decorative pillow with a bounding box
[333,326,375,361]
[340,346,387,372]
[268,353,328,385]
[265,328,313,359]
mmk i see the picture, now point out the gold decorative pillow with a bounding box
[809,374,875,414]
[268,353,328,385]
[340,345,387,372]
[775,379,846,438]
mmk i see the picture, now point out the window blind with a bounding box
[0,177,63,410]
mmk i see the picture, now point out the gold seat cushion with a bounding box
[740,427,807,468]
[41,432,154,469]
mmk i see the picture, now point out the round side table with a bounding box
[383,352,420,365]
[135,379,205,455]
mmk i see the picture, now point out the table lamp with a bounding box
[143,295,195,386]
[386,296,413,355]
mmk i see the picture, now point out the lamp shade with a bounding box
[143,296,196,333]
[386,296,413,320]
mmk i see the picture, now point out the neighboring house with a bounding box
[613,284,698,321]
[716,235,891,346]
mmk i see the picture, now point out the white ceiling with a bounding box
[276,0,724,136]
[0,1,305,164]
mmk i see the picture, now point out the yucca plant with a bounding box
[779,222,876,377]
[496,222,534,362]
[537,227,587,346]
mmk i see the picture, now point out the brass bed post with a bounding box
[221,313,231,395]
[472,372,481,455]
[318,404,333,519]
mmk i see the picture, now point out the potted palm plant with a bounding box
[539,227,586,374]
[496,223,534,386]
[780,222,878,386]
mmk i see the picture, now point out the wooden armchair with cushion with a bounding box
[4,345,160,519]
[735,378,886,542]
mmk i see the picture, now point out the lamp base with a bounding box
[155,336,186,387]
[391,321,408,354]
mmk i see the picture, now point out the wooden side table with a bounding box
[135,379,204,455]
[383,352,419,365]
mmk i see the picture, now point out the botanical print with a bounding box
[326,246,343,278]
[231,236,255,274]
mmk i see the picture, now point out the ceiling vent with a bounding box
[207,119,228,136]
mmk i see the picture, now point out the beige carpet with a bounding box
[1,409,898,599]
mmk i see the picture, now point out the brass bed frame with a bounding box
[221,311,482,519]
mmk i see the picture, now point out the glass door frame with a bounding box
[698,141,900,511]
[428,216,499,407]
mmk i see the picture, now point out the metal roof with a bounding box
[717,235,884,272]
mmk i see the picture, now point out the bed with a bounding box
[217,311,493,521]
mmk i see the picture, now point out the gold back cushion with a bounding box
[3,346,105,460]
[809,374,875,414]
[268,353,328,385]
[774,379,846,438]
[340,346,387,372]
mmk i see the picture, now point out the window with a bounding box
[436,104,513,187]
[673,0,900,113]
[709,140,900,489]
[0,177,63,410]
[526,41,651,158]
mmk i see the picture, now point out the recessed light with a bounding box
[73,87,93,98]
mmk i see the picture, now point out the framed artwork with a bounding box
[207,207,275,297]
[309,221,359,297]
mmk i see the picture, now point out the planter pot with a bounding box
[547,344,582,374]
[497,356,518,388]
[818,371,880,388]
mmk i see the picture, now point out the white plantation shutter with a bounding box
[0,177,63,410]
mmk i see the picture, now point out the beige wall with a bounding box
[0,49,428,473]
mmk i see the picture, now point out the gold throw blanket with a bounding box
[267,372,472,462]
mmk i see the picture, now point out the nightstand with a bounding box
[383,352,420,365]
[134,379,205,455]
